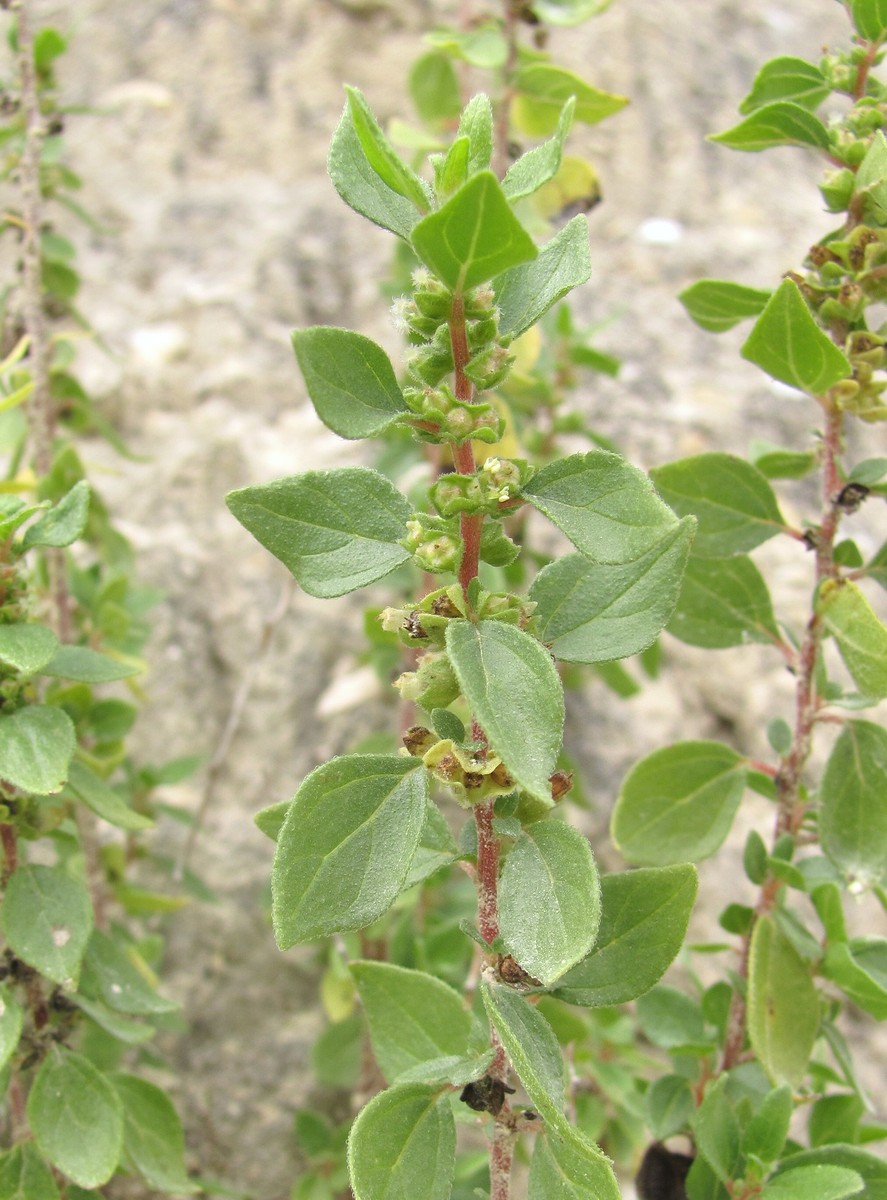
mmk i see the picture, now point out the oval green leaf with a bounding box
[272,755,428,946]
[499,820,601,986]
[66,760,153,832]
[1,864,92,987]
[818,580,887,698]
[0,623,58,675]
[761,1165,864,1200]
[81,928,178,1016]
[348,1083,455,1200]
[611,741,747,866]
[819,720,887,885]
[496,215,592,340]
[328,100,421,239]
[512,63,627,136]
[748,916,819,1087]
[481,978,565,1126]
[0,704,75,795]
[851,0,887,40]
[28,1047,124,1189]
[530,520,694,663]
[292,327,407,440]
[739,57,830,114]
[710,101,830,153]
[678,279,772,333]
[39,644,139,683]
[22,480,90,549]
[529,1125,621,1200]
[554,864,697,1007]
[226,467,412,598]
[741,279,851,395]
[0,1144,60,1200]
[445,620,564,804]
[667,554,779,648]
[112,1074,197,1194]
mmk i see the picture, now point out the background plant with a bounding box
[0,5,199,1195]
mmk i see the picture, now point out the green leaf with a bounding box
[749,440,817,480]
[328,102,422,240]
[819,721,887,885]
[694,1075,740,1184]
[427,25,508,69]
[678,280,771,333]
[411,171,537,293]
[0,623,58,674]
[650,453,785,558]
[226,468,411,598]
[761,1165,864,1200]
[710,102,830,153]
[512,64,628,137]
[0,987,22,1075]
[523,451,679,564]
[809,1096,864,1149]
[853,131,887,222]
[457,94,494,175]
[66,760,153,832]
[254,799,289,841]
[851,0,887,40]
[496,215,592,339]
[435,136,470,197]
[0,704,75,794]
[0,497,45,542]
[1,865,92,986]
[445,620,564,804]
[774,1148,887,1200]
[744,1085,793,1164]
[403,799,458,888]
[291,328,407,439]
[350,961,474,1082]
[612,742,747,866]
[530,520,693,663]
[499,821,601,986]
[0,1144,60,1200]
[22,480,89,549]
[553,864,697,1007]
[409,52,461,125]
[739,57,830,113]
[40,645,139,683]
[344,87,430,212]
[741,279,851,394]
[530,0,614,24]
[667,554,779,648]
[822,938,887,1019]
[72,994,156,1045]
[748,916,819,1087]
[503,99,575,201]
[348,1084,455,1200]
[646,1075,695,1141]
[272,755,427,945]
[528,1125,621,1200]
[636,985,706,1049]
[81,928,178,1015]
[28,1047,124,1188]
[818,580,887,698]
[112,1074,197,1193]
[481,978,565,1125]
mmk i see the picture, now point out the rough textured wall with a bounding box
[27,1,881,1197]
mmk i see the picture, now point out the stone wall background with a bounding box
[20,0,885,1196]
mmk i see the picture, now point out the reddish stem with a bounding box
[475,800,500,945]
[0,823,16,882]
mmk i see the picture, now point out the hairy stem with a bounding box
[450,295,484,596]
[475,799,500,945]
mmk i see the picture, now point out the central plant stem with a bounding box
[449,294,484,596]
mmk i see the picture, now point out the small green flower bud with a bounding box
[819,168,855,213]
[467,316,500,350]
[414,533,461,574]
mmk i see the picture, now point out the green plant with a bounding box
[0,6,198,1195]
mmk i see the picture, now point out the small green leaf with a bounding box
[496,215,592,339]
[822,938,887,1019]
[445,620,564,804]
[809,1095,864,1149]
[403,799,458,888]
[512,64,627,136]
[773,1148,887,1200]
[272,755,428,945]
[254,799,289,841]
[741,279,851,395]
[81,929,178,1015]
[667,554,779,648]
[72,995,155,1045]
[819,721,887,885]
[744,1085,793,1164]
[523,451,679,565]
[853,131,887,222]
[28,1047,124,1188]
[0,623,58,675]
[503,99,575,201]
[636,985,706,1049]
[435,136,470,197]
[710,102,830,153]
[350,961,475,1082]
[499,821,601,986]
[291,328,407,439]
[0,705,75,794]
[226,468,412,599]
[749,440,817,480]
[739,57,830,113]
[528,1125,621,1200]
[748,916,819,1086]
[411,172,537,293]
[457,94,494,175]
[694,1075,741,1184]
[328,101,421,240]
[1,865,92,986]
[344,87,430,212]
[409,52,461,125]
[646,1075,695,1141]
[0,497,45,542]
[530,0,614,24]
[612,742,746,866]
[66,760,153,832]
[678,280,771,333]
[554,864,697,1007]
[22,480,89,549]
[0,987,22,1074]
[761,1165,864,1200]
[427,25,508,69]
[851,0,887,41]
[650,453,785,558]
[40,645,139,683]
[530,520,694,663]
[818,580,887,698]
[112,1074,197,1193]
[0,1144,60,1200]
[348,1084,455,1200]
[481,979,565,1126]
